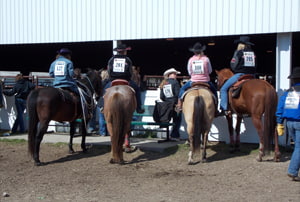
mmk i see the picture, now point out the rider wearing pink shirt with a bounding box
[176,42,218,112]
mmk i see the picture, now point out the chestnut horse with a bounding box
[27,70,102,166]
[182,86,216,164]
[215,68,280,161]
[103,81,136,164]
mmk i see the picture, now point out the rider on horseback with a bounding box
[176,42,218,112]
[104,43,145,114]
[218,36,256,116]
[49,48,79,94]
[49,48,93,119]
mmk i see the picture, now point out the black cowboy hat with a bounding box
[57,48,72,55]
[234,36,254,46]
[189,42,206,52]
[288,67,300,79]
[113,44,132,52]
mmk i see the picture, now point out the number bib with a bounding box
[54,61,66,76]
[243,52,255,67]
[163,84,174,98]
[192,60,204,74]
[113,58,126,72]
[285,91,300,109]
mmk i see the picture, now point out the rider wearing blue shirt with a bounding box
[49,48,78,94]
[276,66,300,181]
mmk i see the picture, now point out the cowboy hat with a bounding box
[163,68,181,77]
[113,44,132,52]
[189,42,206,52]
[234,36,254,46]
[57,48,72,55]
[288,67,300,79]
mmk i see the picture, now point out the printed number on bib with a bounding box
[243,52,255,67]
[284,91,300,109]
[54,61,66,76]
[163,84,174,98]
[113,58,126,72]
[192,60,204,74]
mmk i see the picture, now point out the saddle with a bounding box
[181,82,211,100]
[230,74,255,98]
[112,79,129,86]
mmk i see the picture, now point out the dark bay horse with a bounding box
[103,81,136,164]
[27,70,102,166]
[182,86,216,164]
[215,68,280,161]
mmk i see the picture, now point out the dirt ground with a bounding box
[0,139,299,202]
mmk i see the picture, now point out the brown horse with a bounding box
[27,70,102,166]
[182,86,216,164]
[103,82,136,164]
[215,68,280,161]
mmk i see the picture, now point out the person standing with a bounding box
[276,66,300,181]
[176,42,217,112]
[218,36,256,116]
[105,44,144,113]
[3,74,35,134]
[160,68,182,140]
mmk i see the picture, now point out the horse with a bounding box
[215,68,280,162]
[27,69,102,166]
[182,84,216,164]
[103,80,136,164]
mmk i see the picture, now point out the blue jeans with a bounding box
[287,121,300,177]
[98,112,107,136]
[179,80,218,101]
[88,106,99,131]
[12,98,26,133]
[219,73,245,111]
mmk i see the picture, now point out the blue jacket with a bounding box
[276,83,300,124]
[49,56,77,89]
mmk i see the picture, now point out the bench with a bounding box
[131,105,174,143]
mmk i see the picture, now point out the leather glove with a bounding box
[277,124,284,136]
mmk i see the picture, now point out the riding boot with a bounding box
[175,99,182,113]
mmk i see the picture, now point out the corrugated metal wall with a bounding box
[1,0,299,44]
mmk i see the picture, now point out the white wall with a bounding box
[1,0,299,44]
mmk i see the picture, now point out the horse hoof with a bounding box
[256,156,262,162]
[69,150,75,154]
[109,159,125,165]
[201,159,207,163]
[35,161,44,166]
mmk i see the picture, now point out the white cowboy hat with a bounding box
[163,68,181,77]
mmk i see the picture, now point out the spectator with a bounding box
[160,68,182,141]
[97,69,109,136]
[3,74,35,134]
[276,66,300,181]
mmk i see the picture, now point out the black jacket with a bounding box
[107,55,133,81]
[160,78,180,104]
[3,79,35,100]
[230,48,256,74]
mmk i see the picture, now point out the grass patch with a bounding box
[0,138,26,144]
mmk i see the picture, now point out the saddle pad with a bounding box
[111,79,129,86]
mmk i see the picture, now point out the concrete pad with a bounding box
[0,133,184,153]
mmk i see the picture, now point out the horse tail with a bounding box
[192,95,206,151]
[27,90,39,157]
[264,86,277,152]
[110,93,126,151]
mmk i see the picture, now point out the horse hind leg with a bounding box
[34,122,48,166]
[252,115,265,162]
[188,135,196,165]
